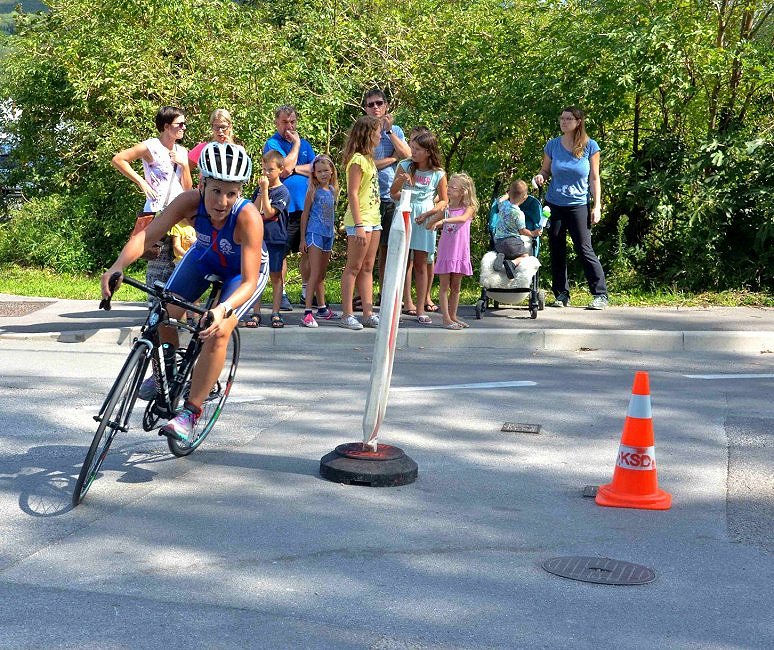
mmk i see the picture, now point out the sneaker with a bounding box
[161,406,200,443]
[316,307,339,320]
[339,314,363,330]
[280,293,293,312]
[550,292,570,308]
[138,376,157,401]
[587,295,609,310]
[503,259,517,280]
[493,252,505,272]
[301,312,319,328]
[363,314,380,328]
[300,293,319,307]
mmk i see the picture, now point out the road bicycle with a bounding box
[72,272,240,506]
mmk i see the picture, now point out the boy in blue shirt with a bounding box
[493,180,543,278]
[250,149,290,327]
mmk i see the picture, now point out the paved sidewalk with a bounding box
[1,293,772,352]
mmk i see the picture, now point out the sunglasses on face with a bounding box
[366,100,385,108]
[212,124,231,131]
[171,121,187,128]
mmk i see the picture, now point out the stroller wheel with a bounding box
[530,307,538,319]
[475,299,484,319]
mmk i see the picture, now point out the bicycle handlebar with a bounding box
[99,272,210,318]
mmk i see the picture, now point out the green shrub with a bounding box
[0,193,96,272]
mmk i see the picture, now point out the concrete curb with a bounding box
[2,326,772,353]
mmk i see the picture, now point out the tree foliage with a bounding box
[0,0,772,290]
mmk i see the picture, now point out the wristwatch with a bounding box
[221,300,234,318]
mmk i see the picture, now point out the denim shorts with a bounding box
[345,224,382,237]
[306,232,334,252]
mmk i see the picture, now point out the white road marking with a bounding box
[227,395,266,403]
[391,380,536,392]
[684,374,774,380]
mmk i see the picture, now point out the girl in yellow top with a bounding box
[169,217,197,262]
[340,115,382,330]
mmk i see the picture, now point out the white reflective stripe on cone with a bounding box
[627,393,652,419]
[616,444,657,470]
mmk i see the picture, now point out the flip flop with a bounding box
[402,308,418,316]
[416,314,432,325]
[443,322,463,330]
[239,314,261,328]
[455,320,469,329]
[425,303,439,312]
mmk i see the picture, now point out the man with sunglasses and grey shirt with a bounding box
[363,88,411,301]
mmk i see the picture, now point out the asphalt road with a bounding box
[0,339,772,648]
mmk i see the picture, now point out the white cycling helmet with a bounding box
[198,142,252,183]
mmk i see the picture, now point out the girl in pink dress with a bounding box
[427,173,478,329]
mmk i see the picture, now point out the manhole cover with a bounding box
[542,556,656,585]
[0,301,54,317]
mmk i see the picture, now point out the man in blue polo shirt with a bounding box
[263,105,316,309]
[363,88,411,302]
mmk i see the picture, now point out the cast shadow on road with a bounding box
[2,442,175,518]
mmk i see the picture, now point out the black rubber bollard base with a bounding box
[319,443,418,487]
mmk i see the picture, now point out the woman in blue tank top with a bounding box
[102,143,268,442]
[533,106,608,310]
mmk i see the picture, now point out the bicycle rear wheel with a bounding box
[72,346,148,505]
[168,328,240,457]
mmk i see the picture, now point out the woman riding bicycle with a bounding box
[102,142,268,442]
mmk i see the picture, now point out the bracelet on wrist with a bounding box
[354,223,364,228]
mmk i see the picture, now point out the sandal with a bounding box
[271,312,284,328]
[239,313,261,328]
[416,314,432,325]
[425,303,439,313]
[443,322,463,330]
[402,308,418,316]
[455,319,469,329]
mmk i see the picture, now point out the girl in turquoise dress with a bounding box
[389,131,447,324]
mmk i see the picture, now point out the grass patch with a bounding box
[0,263,147,302]
[0,263,771,307]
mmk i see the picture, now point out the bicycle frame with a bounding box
[96,274,224,427]
[75,272,235,505]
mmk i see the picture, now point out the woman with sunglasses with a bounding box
[363,88,411,302]
[188,108,236,170]
[112,106,194,288]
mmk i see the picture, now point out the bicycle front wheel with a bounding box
[73,346,148,506]
[168,328,240,457]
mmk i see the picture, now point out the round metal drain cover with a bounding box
[542,556,656,585]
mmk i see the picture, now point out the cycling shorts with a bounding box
[165,244,270,320]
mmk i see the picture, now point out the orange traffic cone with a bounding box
[595,371,672,510]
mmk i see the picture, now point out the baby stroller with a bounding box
[475,181,546,320]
